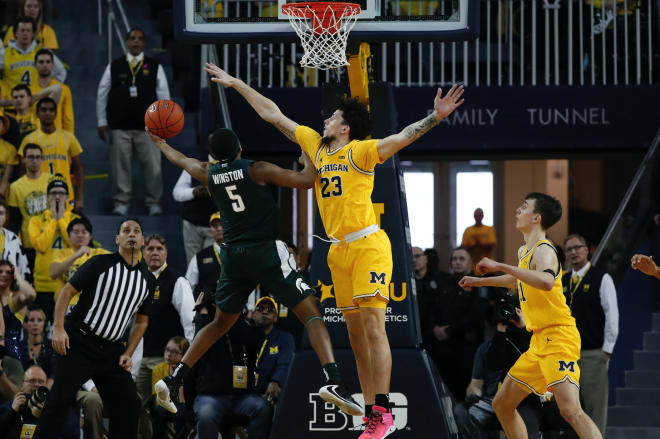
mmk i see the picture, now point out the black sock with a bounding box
[323,363,342,384]
[375,394,389,410]
[365,404,373,417]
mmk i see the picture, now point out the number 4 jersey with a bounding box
[207,160,279,245]
[295,126,384,239]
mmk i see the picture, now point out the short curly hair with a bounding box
[336,97,372,141]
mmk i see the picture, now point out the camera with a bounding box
[495,296,520,324]
[27,386,49,412]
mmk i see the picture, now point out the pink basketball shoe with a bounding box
[358,405,395,439]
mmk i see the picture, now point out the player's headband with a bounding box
[209,128,240,163]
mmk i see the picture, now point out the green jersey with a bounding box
[207,159,279,245]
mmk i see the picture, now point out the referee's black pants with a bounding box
[34,327,141,439]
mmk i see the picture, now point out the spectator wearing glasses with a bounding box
[562,234,619,435]
[149,336,190,439]
[19,98,84,212]
[253,296,294,407]
[7,143,49,252]
[28,174,79,322]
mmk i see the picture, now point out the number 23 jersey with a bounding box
[296,126,384,239]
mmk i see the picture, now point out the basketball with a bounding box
[144,99,184,139]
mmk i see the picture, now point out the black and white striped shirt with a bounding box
[68,253,156,342]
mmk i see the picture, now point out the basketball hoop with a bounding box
[281,2,361,70]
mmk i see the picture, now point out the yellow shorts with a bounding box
[508,325,581,396]
[327,229,393,312]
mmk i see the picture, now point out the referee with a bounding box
[34,219,156,439]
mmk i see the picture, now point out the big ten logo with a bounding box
[316,280,408,305]
[308,393,409,432]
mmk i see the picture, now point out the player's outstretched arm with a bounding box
[476,248,557,292]
[203,63,300,144]
[631,254,660,278]
[459,274,518,291]
[146,128,210,187]
[250,151,317,189]
[376,85,464,161]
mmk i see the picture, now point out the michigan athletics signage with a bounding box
[224,85,660,155]
[308,156,421,349]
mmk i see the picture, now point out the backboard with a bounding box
[175,0,479,43]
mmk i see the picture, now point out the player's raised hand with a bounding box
[204,63,236,87]
[475,257,499,275]
[433,84,465,120]
[631,254,657,276]
[145,127,166,147]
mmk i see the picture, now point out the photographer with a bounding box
[0,366,78,439]
[191,293,271,439]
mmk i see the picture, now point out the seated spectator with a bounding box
[28,174,79,322]
[7,143,49,256]
[10,84,38,139]
[0,197,29,283]
[253,296,294,408]
[173,166,216,263]
[31,49,72,133]
[191,297,270,439]
[428,247,488,401]
[149,336,190,439]
[0,17,65,91]
[49,216,110,308]
[17,309,56,387]
[19,98,84,212]
[0,259,36,362]
[3,0,59,50]
[0,365,78,439]
[185,212,223,298]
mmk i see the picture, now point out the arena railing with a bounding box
[100,0,132,64]
[592,127,660,284]
[207,0,658,87]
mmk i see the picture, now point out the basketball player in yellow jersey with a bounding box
[203,62,464,438]
[459,193,602,439]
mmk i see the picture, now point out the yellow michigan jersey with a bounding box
[296,125,384,239]
[19,128,83,200]
[4,24,59,50]
[0,136,18,178]
[295,125,392,311]
[3,41,39,88]
[28,209,78,292]
[508,238,581,396]
[7,172,50,248]
[517,239,575,331]
[52,247,111,304]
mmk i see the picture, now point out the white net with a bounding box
[282,2,360,70]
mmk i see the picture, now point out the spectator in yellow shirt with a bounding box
[19,98,84,212]
[27,174,79,321]
[11,84,39,139]
[461,208,497,267]
[7,143,49,250]
[50,216,110,307]
[3,0,59,50]
[0,112,18,196]
[150,336,189,438]
[31,49,72,132]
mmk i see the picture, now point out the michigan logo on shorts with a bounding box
[370,271,386,285]
[558,360,576,372]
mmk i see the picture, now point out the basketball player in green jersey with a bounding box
[146,127,363,416]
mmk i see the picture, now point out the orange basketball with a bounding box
[145,99,184,139]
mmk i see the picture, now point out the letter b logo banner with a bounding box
[558,360,575,372]
[308,392,408,432]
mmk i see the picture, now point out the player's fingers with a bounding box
[455,98,465,107]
